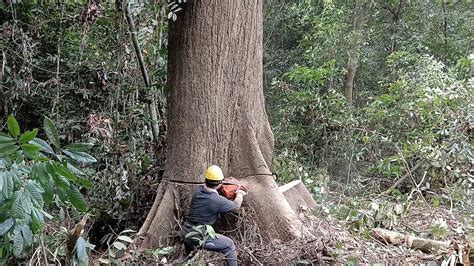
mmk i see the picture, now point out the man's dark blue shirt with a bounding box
[185,185,237,226]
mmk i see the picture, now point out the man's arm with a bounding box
[233,190,247,210]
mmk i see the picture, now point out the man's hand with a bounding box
[233,188,248,210]
[236,190,248,196]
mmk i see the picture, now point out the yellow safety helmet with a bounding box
[204,165,224,182]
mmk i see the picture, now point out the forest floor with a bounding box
[37,180,472,265]
[104,187,472,265]
[191,197,472,265]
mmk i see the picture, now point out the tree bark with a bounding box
[138,0,303,248]
[343,0,366,104]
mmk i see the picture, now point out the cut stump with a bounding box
[279,180,317,213]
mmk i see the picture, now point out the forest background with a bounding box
[0,0,472,264]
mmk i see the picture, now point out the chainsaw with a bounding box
[218,177,247,200]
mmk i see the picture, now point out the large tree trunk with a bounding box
[343,0,366,104]
[138,0,303,248]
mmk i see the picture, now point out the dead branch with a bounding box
[379,161,422,197]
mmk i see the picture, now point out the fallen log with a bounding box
[371,228,450,254]
[279,180,317,213]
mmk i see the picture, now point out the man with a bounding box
[181,165,247,266]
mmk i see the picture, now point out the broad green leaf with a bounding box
[45,162,57,177]
[13,227,24,257]
[30,138,54,154]
[9,167,21,185]
[112,241,127,250]
[0,135,15,144]
[76,236,88,262]
[63,150,97,164]
[64,143,94,152]
[19,129,38,144]
[43,117,60,148]
[22,143,41,152]
[0,142,16,151]
[21,224,33,247]
[30,208,45,233]
[16,164,32,175]
[47,162,70,189]
[57,187,69,203]
[67,163,86,176]
[117,235,133,243]
[67,184,87,211]
[31,163,46,182]
[7,115,21,137]
[33,164,54,204]
[0,218,14,236]
[154,246,174,255]
[21,191,33,215]
[3,172,13,199]
[12,191,25,219]
[14,150,24,164]
[54,163,77,182]
[77,177,93,189]
[26,180,44,208]
[0,145,20,158]
[22,143,42,159]
[206,225,216,238]
[52,174,70,189]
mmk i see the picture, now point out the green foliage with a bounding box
[98,229,135,264]
[0,115,95,260]
[364,53,472,185]
[1,1,167,249]
[284,64,332,87]
[271,48,472,195]
[185,224,217,248]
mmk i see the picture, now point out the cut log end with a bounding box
[279,180,317,213]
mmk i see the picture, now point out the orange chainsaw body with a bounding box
[218,177,247,200]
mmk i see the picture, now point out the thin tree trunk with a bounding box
[343,0,366,104]
[383,0,406,80]
[0,50,5,116]
[125,4,160,142]
[139,0,303,247]
[441,0,448,62]
[382,0,405,54]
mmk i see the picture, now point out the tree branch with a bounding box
[379,161,422,197]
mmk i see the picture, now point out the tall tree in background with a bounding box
[440,0,448,62]
[383,0,406,54]
[138,0,303,247]
[343,0,367,104]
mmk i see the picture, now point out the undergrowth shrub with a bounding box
[271,52,473,198]
[0,115,93,261]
